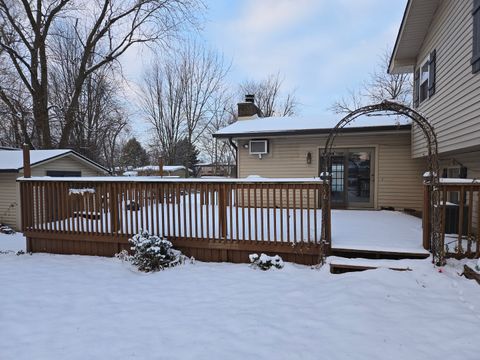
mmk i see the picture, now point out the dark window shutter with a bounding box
[413,68,420,108]
[428,49,436,96]
[473,0,480,73]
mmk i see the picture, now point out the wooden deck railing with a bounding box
[423,179,480,258]
[19,177,330,264]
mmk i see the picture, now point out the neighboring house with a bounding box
[122,165,190,178]
[0,148,108,230]
[389,0,480,182]
[195,163,236,178]
[214,97,425,212]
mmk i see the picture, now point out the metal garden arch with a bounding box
[320,100,444,265]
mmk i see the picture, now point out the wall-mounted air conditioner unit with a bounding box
[249,140,269,157]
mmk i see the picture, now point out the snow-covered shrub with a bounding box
[249,253,284,270]
[120,231,185,272]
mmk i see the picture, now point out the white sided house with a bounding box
[123,165,191,178]
[0,148,108,230]
[214,98,426,212]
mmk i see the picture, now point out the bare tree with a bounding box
[240,72,298,117]
[0,0,202,148]
[197,92,237,174]
[330,48,412,114]
[365,49,412,105]
[48,24,129,166]
[140,60,185,165]
[180,42,229,146]
[141,43,229,166]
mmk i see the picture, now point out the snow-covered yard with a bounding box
[1,233,479,360]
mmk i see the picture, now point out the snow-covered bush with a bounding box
[119,231,185,272]
[249,253,284,270]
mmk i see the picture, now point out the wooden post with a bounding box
[422,184,431,250]
[23,144,31,178]
[325,182,332,254]
[218,184,227,240]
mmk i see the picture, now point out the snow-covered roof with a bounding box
[214,114,411,138]
[0,149,109,173]
[0,149,70,171]
[134,165,187,172]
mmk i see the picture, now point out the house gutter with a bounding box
[213,124,412,139]
[228,138,239,178]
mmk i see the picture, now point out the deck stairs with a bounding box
[328,247,430,274]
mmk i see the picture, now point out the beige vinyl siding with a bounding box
[413,0,480,157]
[0,173,20,228]
[29,154,104,177]
[237,131,425,211]
[5,154,105,230]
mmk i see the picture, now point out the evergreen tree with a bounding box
[120,138,149,169]
[170,138,199,170]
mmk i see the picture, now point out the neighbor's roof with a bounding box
[134,165,187,172]
[389,0,441,74]
[0,149,109,173]
[214,114,411,138]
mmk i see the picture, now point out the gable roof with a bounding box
[0,149,109,173]
[389,0,441,74]
[213,114,411,139]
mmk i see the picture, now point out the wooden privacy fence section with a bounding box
[19,178,331,265]
[423,179,480,258]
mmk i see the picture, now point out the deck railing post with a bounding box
[22,144,31,178]
[327,182,332,251]
[422,183,431,250]
[218,184,227,239]
[110,183,120,233]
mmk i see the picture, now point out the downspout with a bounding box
[228,137,238,178]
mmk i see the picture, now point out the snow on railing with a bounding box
[17,176,325,183]
[69,188,96,195]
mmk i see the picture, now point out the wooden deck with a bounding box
[19,177,331,265]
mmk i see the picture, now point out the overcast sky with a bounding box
[122,0,408,141]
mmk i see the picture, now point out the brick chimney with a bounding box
[237,94,262,120]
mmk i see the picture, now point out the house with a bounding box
[389,0,480,182]
[195,163,236,178]
[0,148,108,230]
[214,97,426,212]
[122,165,190,178]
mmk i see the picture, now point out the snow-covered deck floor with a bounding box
[331,210,428,255]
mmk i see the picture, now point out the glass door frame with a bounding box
[318,146,376,209]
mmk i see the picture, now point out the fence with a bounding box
[423,179,480,258]
[19,177,330,265]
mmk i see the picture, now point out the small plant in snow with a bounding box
[118,231,185,272]
[249,253,284,270]
[475,259,480,272]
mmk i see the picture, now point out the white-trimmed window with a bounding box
[419,58,430,103]
[413,50,436,107]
